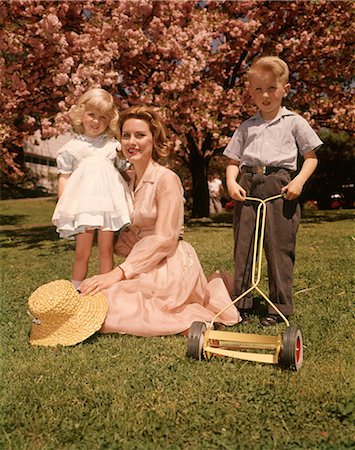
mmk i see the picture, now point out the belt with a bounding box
[240,166,290,175]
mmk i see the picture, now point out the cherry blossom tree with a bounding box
[1,0,353,215]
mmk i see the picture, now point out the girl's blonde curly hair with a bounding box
[69,88,119,138]
[118,106,169,159]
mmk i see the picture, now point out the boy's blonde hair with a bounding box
[118,106,169,159]
[69,88,119,138]
[248,56,290,84]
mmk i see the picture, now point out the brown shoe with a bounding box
[259,314,286,327]
[238,311,252,324]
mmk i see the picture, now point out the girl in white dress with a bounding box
[52,88,133,289]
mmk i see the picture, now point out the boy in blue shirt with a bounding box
[224,56,322,326]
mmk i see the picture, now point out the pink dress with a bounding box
[101,161,241,336]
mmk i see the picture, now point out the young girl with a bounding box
[52,88,133,289]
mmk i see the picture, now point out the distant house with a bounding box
[24,131,73,193]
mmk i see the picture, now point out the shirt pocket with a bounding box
[279,128,297,155]
[267,127,287,154]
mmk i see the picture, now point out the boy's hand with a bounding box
[282,150,318,201]
[227,181,247,202]
[281,179,304,201]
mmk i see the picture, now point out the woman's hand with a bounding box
[79,267,125,295]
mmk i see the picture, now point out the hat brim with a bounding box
[29,291,108,347]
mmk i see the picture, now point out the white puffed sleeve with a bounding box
[56,150,76,174]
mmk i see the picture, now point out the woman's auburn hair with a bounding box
[118,106,169,159]
[69,88,119,138]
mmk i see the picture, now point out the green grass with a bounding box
[1,198,354,449]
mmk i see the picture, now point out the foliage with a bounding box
[303,129,355,209]
[1,0,353,215]
[1,198,354,449]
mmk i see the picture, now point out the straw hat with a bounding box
[28,280,108,347]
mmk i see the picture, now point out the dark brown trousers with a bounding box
[233,170,301,316]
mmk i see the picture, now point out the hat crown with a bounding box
[28,280,79,322]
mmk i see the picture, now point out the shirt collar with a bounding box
[132,160,158,193]
[251,107,295,124]
[76,133,108,144]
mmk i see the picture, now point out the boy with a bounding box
[224,56,322,326]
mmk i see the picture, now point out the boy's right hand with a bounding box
[227,181,247,202]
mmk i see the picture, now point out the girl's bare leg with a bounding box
[97,229,114,274]
[72,230,95,281]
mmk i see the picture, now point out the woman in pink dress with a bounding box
[79,106,240,336]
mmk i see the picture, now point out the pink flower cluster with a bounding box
[0,0,353,184]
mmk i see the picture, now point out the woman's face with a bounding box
[121,118,154,166]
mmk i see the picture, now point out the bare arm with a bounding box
[57,173,70,198]
[281,150,318,200]
[226,159,246,201]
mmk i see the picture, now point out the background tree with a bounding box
[304,130,354,209]
[1,0,353,215]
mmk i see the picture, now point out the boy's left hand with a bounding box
[281,151,318,201]
[281,179,304,201]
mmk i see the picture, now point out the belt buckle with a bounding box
[256,166,266,174]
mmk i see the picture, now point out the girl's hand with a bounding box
[79,267,124,295]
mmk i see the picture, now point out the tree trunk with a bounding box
[190,157,209,218]
[187,132,210,218]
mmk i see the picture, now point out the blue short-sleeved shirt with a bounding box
[223,107,323,171]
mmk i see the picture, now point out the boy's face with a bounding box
[248,69,290,120]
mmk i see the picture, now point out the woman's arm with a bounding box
[118,170,183,278]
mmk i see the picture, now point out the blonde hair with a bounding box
[248,56,290,84]
[69,88,119,138]
[118,106,169,159]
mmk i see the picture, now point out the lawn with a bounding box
[0,197,354,449]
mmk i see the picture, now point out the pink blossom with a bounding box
[11,74,27,91]
[1,0,353,188]
[39,13,62,34]
[25,116,36,126]
[53,73,69,87]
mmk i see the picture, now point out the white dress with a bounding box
[52,134,133,239]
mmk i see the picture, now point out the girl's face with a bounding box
[121,118,154,167]
[248,69,290,120]
[82,108,110,138]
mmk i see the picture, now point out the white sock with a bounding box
[71,279,82,289]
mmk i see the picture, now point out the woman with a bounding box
[80,106,240,336]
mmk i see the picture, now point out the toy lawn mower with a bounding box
[187,194,303,371]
